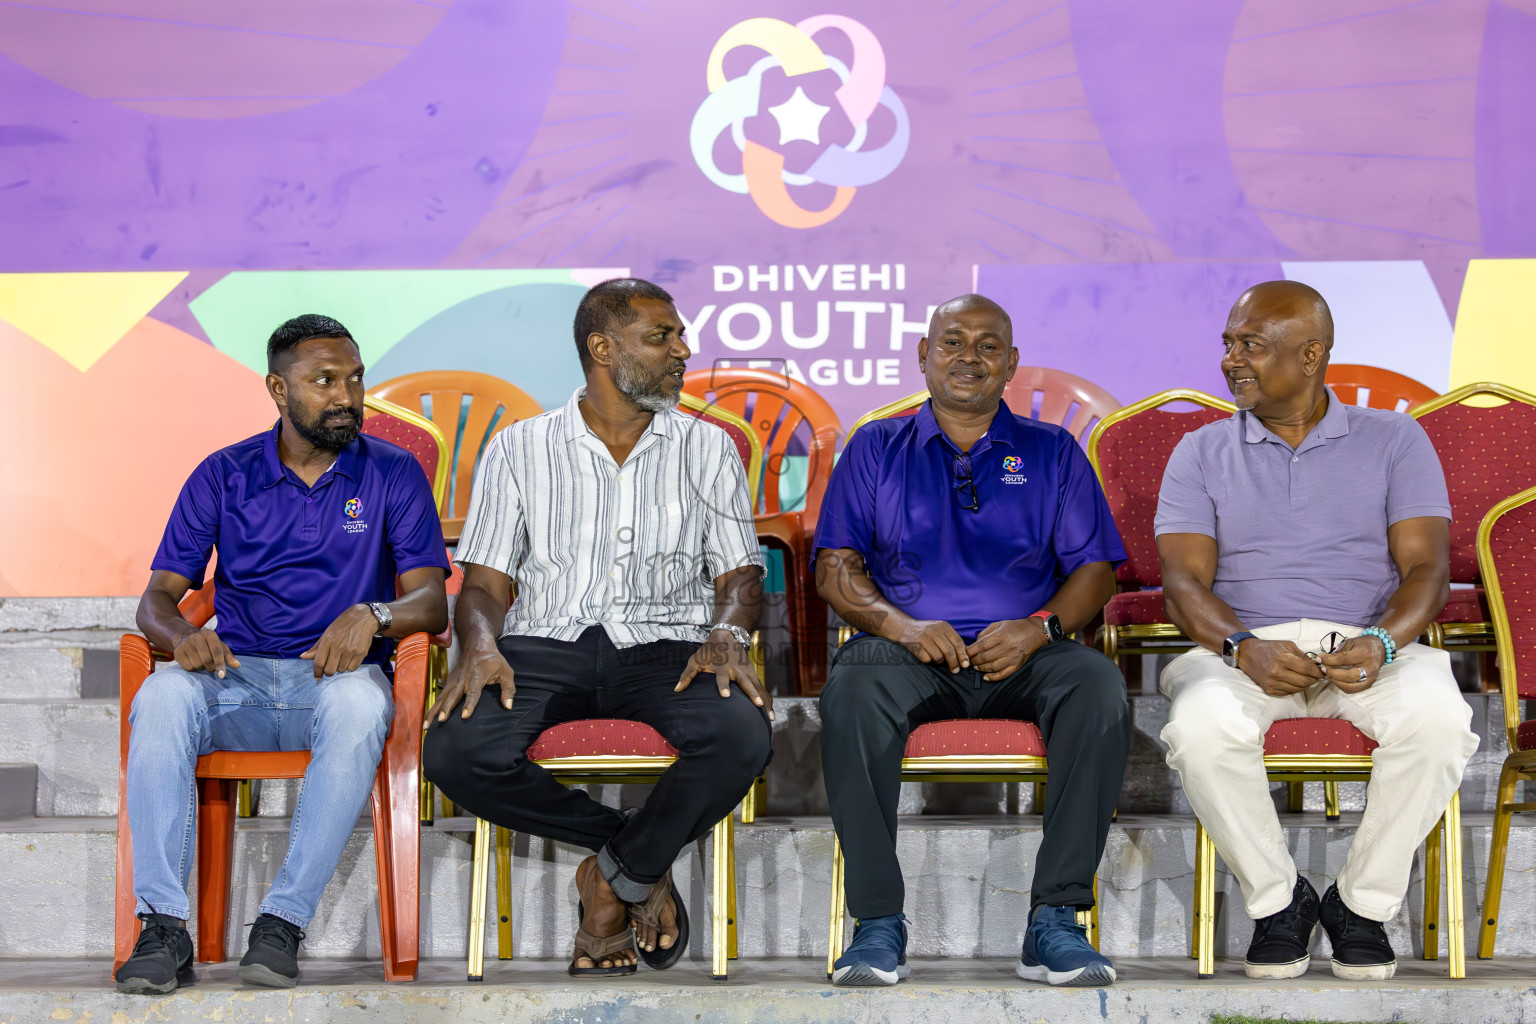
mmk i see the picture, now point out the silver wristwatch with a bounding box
[709,622,752,648]
[368,602,392,633]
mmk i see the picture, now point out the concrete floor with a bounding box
[2,957,1534,1024]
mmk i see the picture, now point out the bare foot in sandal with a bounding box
[631,872,680,956]
[572,856,637,972]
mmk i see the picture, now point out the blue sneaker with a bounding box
[831,914,909,986]
[1017,904,1116,987]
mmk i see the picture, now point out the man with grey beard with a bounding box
[423,278,770,977]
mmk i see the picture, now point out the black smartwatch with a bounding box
[1222,631,1256,668]
[1030,611,1065,644]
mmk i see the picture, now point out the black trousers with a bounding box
[819,635,1129,919]
[423,626,772,901]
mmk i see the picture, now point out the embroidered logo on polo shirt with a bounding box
[1001,456,1028,484]
[342,497,368,534]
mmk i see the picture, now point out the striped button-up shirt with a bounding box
[456,387,765,647]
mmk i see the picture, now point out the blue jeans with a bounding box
[126,656,394,928]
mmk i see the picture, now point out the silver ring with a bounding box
[1357,667,1368,683]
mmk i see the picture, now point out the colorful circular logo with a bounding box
[1002,456,1023,474]
[689,15,910,229]
[344,497,363,518]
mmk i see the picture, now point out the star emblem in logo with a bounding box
[768,86,830,146]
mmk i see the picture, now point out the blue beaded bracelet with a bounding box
[1361,626,1396,664]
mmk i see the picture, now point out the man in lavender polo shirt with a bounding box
[814,295,1130,988]
[1156,281,1477,982]
[115,315,449,994]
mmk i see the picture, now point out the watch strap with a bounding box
[710,622,752,648]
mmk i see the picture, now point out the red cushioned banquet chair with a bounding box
[682,367,841,695]
[1471,483,1536,959]
[462,398,767,981]
[1326,363,1438,413]
[1411,383,1536,674]
[113,590,441,982]
[824,717,1101,977]
[1189,718,1465,978]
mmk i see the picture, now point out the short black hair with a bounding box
[572,278,675,372]
[266,314,354,373]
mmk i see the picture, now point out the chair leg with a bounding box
[1444,790,1465,979]
[1195,819,1216,978]
[113,772,139,973]
[1423,810,1441,961]
[467,818,491,982]
[827,833,846,980]
[1324,781,1340,821]
[377,743,420,981]
[711,814,730,979]
[195,777,237,963]
[1033,781,1047,813]
[1075,873,1100,951]
[495,826,513,960]
[1288,782,1304,813]
[727,813,739,961]
[1479,764,1519,959]
[237,779,255,818]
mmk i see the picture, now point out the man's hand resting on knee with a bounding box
[427,651,516,724]
[675,629,773,719]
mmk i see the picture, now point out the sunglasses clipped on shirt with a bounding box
[952,452,980,512]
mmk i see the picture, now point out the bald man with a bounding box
[814,295,1129,987]
[1156,281,1476,980]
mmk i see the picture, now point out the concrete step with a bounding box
[5,813,1536,962]
[3,956,1533,1024]
[0,763,37,819]
[0,701,118,816]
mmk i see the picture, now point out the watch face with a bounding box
[1045,615,1064,642]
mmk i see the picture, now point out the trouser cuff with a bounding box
[596,843,658,904]
[1032,885,1095,913]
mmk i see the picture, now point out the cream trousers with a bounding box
[1160,619,1478,922]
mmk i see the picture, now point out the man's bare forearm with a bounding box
[710,565,763,633]
[454,567,513,658]
[1038,561,1116,636]
[814,547,917,640]
[137,589,201,652]
[1374,565,1447,648]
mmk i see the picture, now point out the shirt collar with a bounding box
[1241,389,1351,446]
[914,398,1018,449]
[558,385,675,448]
[260,420,359,488]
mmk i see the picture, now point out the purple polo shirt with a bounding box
[1154,391,1451,628]
[151,423,450,664]
[813,401,1126,643]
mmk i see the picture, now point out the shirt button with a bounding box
[609,568,618,579]
[1292,457,1298,463]
[306,497,313,503]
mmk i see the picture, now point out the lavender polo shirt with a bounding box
[1154,391,1451,629]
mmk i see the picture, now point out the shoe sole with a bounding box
[1016,961,1116,987]
[1244,955,1310,979]
[1330,959,1396,981]
[831,961,910,986]
[237,963,298,989]
[115,976,179,995]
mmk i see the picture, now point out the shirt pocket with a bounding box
[635,502,702,589]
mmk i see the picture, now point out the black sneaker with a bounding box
[115,913,194,994]
[1244,875,1320,979]
[1318,884,1397,980]
[237,914,304,988]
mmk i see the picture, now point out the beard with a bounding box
[613,349,683,413]
[291,404,361,450]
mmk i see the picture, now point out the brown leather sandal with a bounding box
[627,870,688,971]
[567,900,639,977]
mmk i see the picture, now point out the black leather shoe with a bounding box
[1244,875,1320,979]
[237,914,304,988]
[115,913,194,994]
[1319,884,1397,980]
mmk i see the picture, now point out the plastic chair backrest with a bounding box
[361,394,452,514]
[1326,364,1438,413]
[1478,486,1536,739]
[369,371,543,542]
[1086,389,1235,587]
[1003,367,1120,443]
[681,367,840,520]
[1412,383,1536,583]
[678,392,764,510]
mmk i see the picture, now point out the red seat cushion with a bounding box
[1435,587,1487,624]
[904,719,1046,758]
[529,720,678,760]
[1516,721,1536,751]
[1104,589,1170,626]
[1263,718,1378,756]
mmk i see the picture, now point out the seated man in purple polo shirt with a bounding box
[815,294,1131,988]
[1156,281,1478,981]
[115,315,449,995]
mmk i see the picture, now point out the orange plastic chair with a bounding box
[682,368,841,695]
[1003,367,1120,443]
[112,587,441,982]
[369,372,543,543]
[1326,364,1438,413]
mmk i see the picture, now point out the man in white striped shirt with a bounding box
[423,279,770,977]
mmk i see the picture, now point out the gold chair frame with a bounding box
[1472,483,1536,958]
[1190,755,1464,978]
[845,390,930,445]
